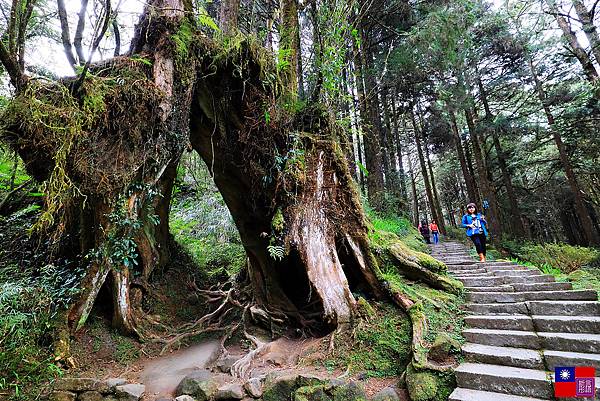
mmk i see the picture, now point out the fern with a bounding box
[267,245,285,261]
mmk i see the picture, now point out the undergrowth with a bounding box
[169,155,245,282]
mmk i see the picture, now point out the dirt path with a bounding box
[138,340,222,399]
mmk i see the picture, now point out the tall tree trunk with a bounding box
[527,55,598,246]
[356,30,385,208]
[476,73,526,237]
[407,151,420,227]
[411,109,439,227]
[381,87,395,192]
[280,0,301,97]
[463,107,501,239]
[391,93,408,199]
[448,106,479,204]
[572,0,600,67]
[550,2,599,82]
[219,0,241,35]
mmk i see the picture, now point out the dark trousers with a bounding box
[470,233,487,255]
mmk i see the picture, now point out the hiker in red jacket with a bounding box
[429,220,439,244]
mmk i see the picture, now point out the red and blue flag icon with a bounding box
[555,366,596,398]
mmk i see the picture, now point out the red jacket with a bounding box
[429,223,439,232]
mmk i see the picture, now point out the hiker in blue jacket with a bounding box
[462,202,488,262]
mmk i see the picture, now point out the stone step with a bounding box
[532,315,600,333]
[462,343,544,369]
[501,275,555,284]
[456,277,507,287]
[446,260,480,266]
[526,300,600,316]
[539,332,600,353]
[465,286,514,292]
[492,269,541,277]
[477,261,519,267]
[510,282,572,292]
[465,315,534,331]
[454,273,493,279]
[467,290,597,304]
[463,328,540,348]
[486,266,529,272]
[449,388,549,401]
[450,268,488,275]
[455,363,552,399]
[466,303,528,315]
[544,350,600,370]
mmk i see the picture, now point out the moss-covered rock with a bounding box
[294,385,332,401]
[428,333,461,363]
[330,381,367,401]
[406,365,438,401]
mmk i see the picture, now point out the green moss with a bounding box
[406,364,438,401]
[319,302,411,378]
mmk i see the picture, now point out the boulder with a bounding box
[114,384,145,401]
[49,391,76,401]
[244,378,263,398]
[215,355,240,373]
[54,378,109,393]
[176,370,228,401]
[371,387,400,401]
[330,381,366,401]
[77,391,103,401]
[216,383,245,400]
[427,334,461,363]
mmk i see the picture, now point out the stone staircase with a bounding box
[431,242,600,401]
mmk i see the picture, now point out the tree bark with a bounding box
[550,2,599,82]
[219,0,241,35]
[571,0,600,67]
[280,0,301,97]
[527,55,598,246]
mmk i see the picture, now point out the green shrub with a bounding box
[503,240,600,273]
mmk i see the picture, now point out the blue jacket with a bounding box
[462,213,488,237]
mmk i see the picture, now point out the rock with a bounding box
[330,381,367,401]
[244,378,263,398]
[262,373,300,401]
[216,383,245,400]
[114,384,145,401]
[176,370,227,401]
[78,391,103,401]
[49,391,77,401]
[54,378,109,393]
[294,385,332,401]
[106,378,127,391]
[174,396,196,401]
[427,333,461,363]
[157,398,175,401]
[216,355,240,373]
[371,387,400,401]
[406,367,438,401]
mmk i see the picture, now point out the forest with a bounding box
[0,0,599,400]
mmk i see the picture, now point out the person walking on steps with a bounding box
[462,203,488,262]
[429,220,439,244]
[418,220,431,244]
